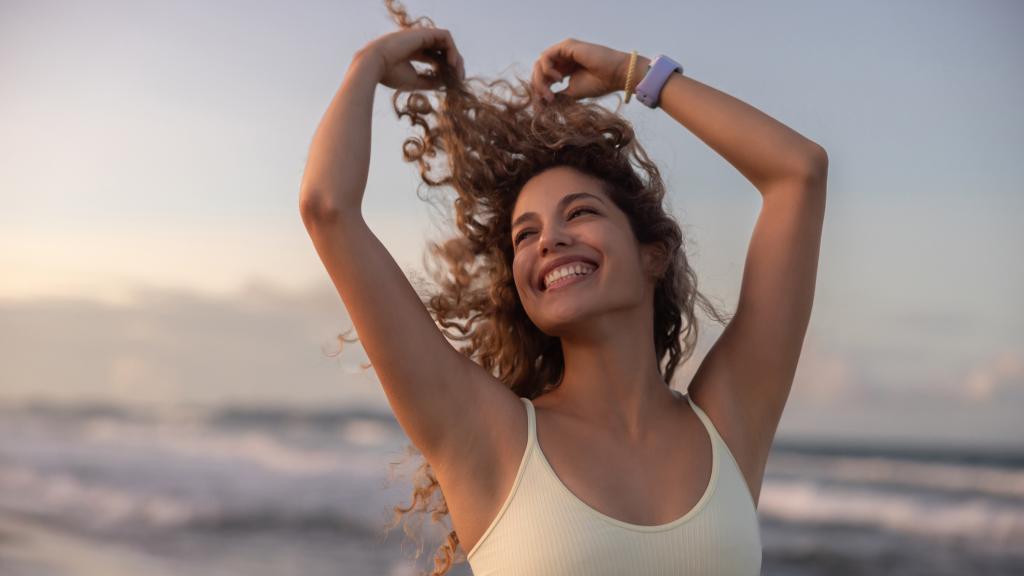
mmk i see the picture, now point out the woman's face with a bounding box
[510,165,660,335]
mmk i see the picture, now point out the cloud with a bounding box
[792,337,855,406]
[964,349,1024,404]
[0,279,385,409]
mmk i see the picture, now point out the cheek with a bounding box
[513,260,529,291]
[517,261,543,296]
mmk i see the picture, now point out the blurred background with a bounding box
[1,0,1021,574]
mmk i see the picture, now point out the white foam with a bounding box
[759,477,1024,548]
[342,418,400,447]
[0,465,197,529]
[767,452,1024,498]
[81,418,345,475]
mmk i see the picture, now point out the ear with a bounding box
[640,241,671,280]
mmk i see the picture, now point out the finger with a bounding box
[545,40,579,77]
[538,58,564,102]
[409,50,439,64]
[532,60,551,103]
[445,36,457,68]
[412,28,459,69]
[530,65,546,111]
[435,28,459,70]
[531,90,544,115]
[538,56,563,92]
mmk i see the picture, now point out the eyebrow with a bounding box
[512,191,607,231]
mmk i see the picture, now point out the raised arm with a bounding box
[297,37,519,471]
[630,55,827,506]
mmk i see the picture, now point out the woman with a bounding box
[299,2,827,575]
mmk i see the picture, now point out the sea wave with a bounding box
[768,452,1024,499]
[759,477,1024,549]
[0,464,380,539]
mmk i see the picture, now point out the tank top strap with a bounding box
[520,396,536,446]
[672,388,719,443]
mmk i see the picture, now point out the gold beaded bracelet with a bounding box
[623,50,638,103]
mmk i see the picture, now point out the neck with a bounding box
[538,329,675,443]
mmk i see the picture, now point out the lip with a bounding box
[537,255,599,291]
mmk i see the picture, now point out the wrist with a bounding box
[352,47,386,83]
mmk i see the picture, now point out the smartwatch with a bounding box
[634,55,684,109]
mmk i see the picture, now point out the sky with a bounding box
[1,0,1021,449]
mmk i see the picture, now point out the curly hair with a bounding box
[337,1,734,574]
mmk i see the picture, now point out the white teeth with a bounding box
[544,262,596,289]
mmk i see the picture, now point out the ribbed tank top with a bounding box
[465,388,762,575]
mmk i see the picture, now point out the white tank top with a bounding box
[465,388,763,575]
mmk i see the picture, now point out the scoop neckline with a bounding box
[529,389,719,532]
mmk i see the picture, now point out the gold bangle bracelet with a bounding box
[624,50,638,103]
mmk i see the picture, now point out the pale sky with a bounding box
[1,0,1021,448]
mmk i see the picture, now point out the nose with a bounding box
[538,225,573,255]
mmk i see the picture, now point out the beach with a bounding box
[1,400,1021,575]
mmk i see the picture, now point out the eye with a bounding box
[570,206,597,218]
[513,206,597,246]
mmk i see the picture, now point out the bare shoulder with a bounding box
[686,346,767,507]
[425,360,529,552]
[427,360,527,480]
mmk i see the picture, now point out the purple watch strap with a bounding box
[635,55,683,109]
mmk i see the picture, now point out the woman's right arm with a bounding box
[296,43,522,474]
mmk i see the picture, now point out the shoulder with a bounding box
[687,356,767,507]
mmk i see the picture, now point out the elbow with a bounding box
[767,143,828,190]
[299,190,366,231]
[790,143,828,189]
[299,190,342,226]
[805,143,829,182]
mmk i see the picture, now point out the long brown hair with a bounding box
[341,2,733,574]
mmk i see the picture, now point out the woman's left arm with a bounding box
[621,55,827,189]
[621,56,828,504]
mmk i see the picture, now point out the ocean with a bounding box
[0,400,1021,576]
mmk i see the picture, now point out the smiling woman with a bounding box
[298,0,824,573]
[300,2,733,574]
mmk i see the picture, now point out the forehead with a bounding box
[512,167,607,222]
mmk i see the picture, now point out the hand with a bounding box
[357,27,466,91]
[530,38,648,111]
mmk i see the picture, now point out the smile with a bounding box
[544,269,596,293]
